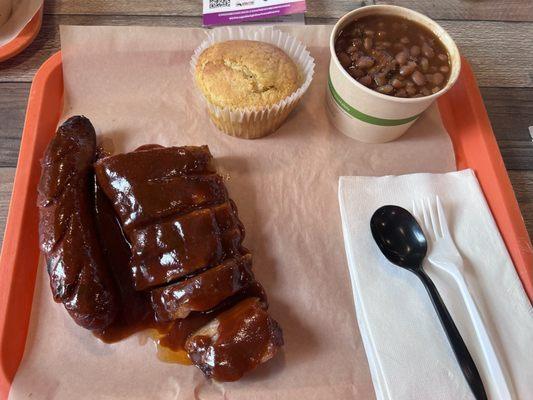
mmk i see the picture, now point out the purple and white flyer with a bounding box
[202,0,307,26]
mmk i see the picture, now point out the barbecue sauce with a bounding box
[88,144,283,377]
[92,184,268,364]
[185,298,284,381]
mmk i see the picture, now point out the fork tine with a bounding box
[420,198,435,240]
[419,198,427,226]
[435,195,450,237]
[412,200,425,235]
[426,197,441,238]
[412,200,419,220]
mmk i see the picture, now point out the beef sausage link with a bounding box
[38,116,119,330]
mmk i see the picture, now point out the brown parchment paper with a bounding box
[10,25,456,400]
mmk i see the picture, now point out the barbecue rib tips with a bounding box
[37,116,283,381]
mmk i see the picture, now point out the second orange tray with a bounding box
[0,51,531,399]
[0,6,43,62]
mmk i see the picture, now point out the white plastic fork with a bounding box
[413,196,513,400]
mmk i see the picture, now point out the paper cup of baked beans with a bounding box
[327,5,461,143]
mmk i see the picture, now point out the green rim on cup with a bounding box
[328,75,422,127]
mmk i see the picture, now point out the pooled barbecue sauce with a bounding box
[155,314,214,364]
[92,183,268,364]
[88,145,283,378]
[93,184,159,343]
[93,182,200,362]
[155,281,268,364]
[185,297,284,381]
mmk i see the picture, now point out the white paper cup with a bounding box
[327,5,461,143]
[0,0,13,27]
[190,26,315,139]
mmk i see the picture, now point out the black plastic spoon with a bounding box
[370,205,487,400]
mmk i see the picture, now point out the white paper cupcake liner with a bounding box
[190,26,315,139]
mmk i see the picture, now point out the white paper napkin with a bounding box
[338,169,533,400]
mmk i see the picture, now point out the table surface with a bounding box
[0,0,532,248]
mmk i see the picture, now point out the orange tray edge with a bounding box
[0,52,63,398]
[438,57,533,301]
[0,52,531,399]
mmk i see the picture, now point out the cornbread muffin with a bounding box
[195,40,300,110]
[193,39,310,139]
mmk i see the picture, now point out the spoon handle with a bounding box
[415,269,488,400]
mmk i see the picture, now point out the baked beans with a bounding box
[335,15,451,98]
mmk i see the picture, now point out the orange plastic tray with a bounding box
[0,52,531,398]
[0,6,43,62]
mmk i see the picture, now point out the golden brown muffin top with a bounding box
[195,40,300,109]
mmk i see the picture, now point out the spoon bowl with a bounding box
[369,204,487,400]
[370,205,427,270]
